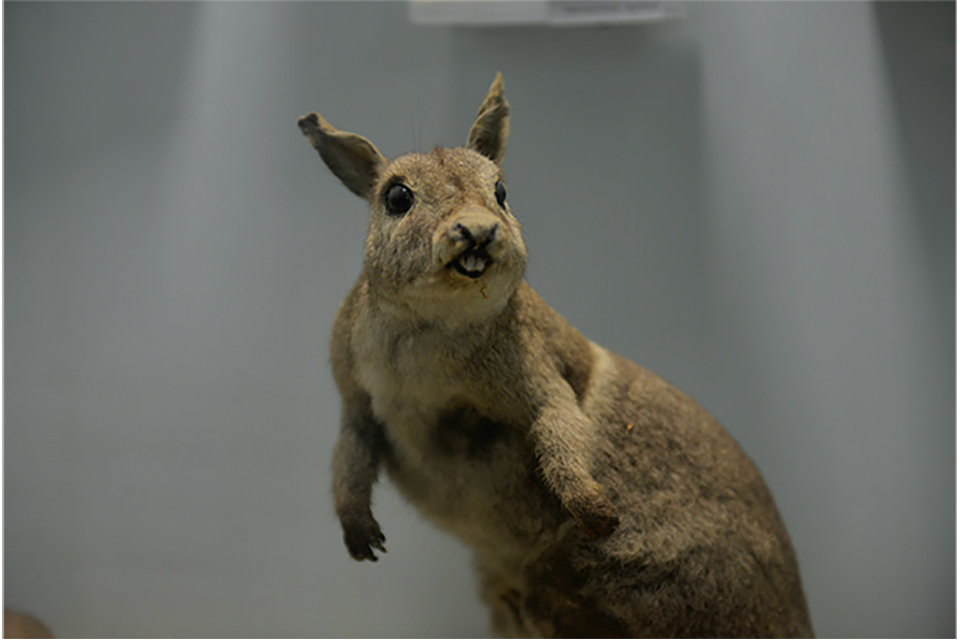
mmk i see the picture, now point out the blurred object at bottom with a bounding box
[4,611,54,639]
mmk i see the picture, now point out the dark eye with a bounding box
[495,181,507,208]
[385,183,414,216]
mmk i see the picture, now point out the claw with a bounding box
[343,518,387,561]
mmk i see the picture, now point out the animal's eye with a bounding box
[495,181,507,208]
[385,183,414,216]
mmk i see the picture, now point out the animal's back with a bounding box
[468,296,812,637]
[586,352,810,636]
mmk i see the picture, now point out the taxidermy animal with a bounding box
[297,73,813,638]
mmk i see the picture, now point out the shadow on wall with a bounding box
[873,1,957,628]
[3,2,201,193]
[4,5,201,632]
[873,2,955,285]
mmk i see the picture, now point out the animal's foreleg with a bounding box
[530,401,619,540]
[332,399,388,561]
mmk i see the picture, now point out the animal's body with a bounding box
[298,74,813,638]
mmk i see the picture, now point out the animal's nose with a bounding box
[450,218,502,249]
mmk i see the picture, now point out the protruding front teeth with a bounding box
[459,254,487,274]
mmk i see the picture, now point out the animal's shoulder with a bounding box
[330,278,369,394]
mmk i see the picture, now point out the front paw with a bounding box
[569,493,620,541]
[342,515,387,561]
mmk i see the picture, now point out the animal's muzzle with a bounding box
[445,215,504,279]
[451,220,502,250]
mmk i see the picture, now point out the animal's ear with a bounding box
[298,112,387,200]
[467,72,510,166]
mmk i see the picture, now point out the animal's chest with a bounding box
[357,334,517,459]
[353,326,539,541]
[355,330,470,444]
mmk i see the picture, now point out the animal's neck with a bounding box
[364,275,519,335]
[367,296,499,348]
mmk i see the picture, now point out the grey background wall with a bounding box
[4,2,954,637]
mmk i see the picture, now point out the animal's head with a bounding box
[298,73,527,326]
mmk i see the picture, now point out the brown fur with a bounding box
[298,73,813,637]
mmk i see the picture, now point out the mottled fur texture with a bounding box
[298,74,813,638]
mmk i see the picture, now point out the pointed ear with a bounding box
[298,112,387,200]
[467,72,510,166]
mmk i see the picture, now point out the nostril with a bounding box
[449,219,501,249]
[477,223,501,249]
[452,222,474,245]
